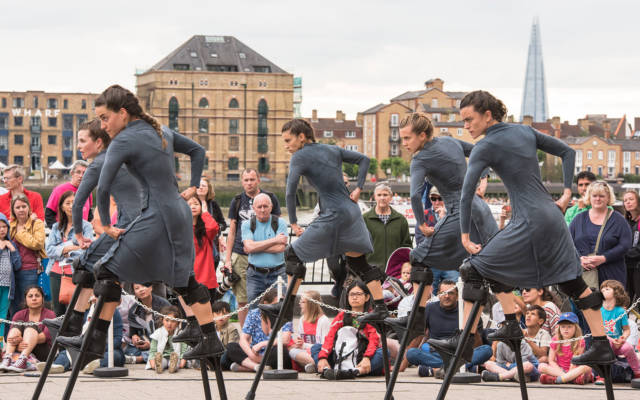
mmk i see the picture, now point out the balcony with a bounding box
[389,135,400,143]
[30,144,41,153]
[30,125,42,134]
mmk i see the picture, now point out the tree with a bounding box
[342,162,358,178]
[380,157,410,178]
[368,158,379,176]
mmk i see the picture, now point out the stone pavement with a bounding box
[3,365,639,400]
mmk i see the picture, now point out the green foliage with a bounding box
[342,163,359,178]
[368,158,379,175]
[623,174,640,183]
[380,157,410,178]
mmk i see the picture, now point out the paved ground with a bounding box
[4,365,639,400]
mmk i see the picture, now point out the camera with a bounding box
[214,268,241,299]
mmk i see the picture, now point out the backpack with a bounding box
[333,317,369,371]
[232,191,278,222]
[249,214,279,235]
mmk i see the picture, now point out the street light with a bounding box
[241,83,247,169]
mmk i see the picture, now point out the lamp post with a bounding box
[241,83,247,169]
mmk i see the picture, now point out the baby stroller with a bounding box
[382,247,413,311]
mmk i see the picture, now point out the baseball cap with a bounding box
[558,312,578,324]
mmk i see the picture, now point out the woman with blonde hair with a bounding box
[288,290,330,373]
[570,180,631,287]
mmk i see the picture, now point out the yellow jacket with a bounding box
[10,217,47,259]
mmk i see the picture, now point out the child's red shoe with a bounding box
[539,374,556,384]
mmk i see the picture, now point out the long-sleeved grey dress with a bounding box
[410,136,498,270]
[286,143,373,262]
[96,121,205,288]
[460,122,582,288]
[72,150,142,271]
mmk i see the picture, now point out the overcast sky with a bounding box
[2,1,638,126]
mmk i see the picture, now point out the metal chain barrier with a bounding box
[0,319,42,327]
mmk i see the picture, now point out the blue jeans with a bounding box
[406,343,492,369]
[310,343,386,376]
[124,343,149,362]
[11,269,38,315]
[431,269,460,294]
[55,348,125,371]
[246,265,287,308]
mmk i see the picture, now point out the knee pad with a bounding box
[487,279,514,294]
[357,265,386,284]
[93,279,122,302]
[558,277,589,299]
[573,290,603,311]
[459,260,483,283]
[285,246,306,279]
[459,261,488,303]
[182,283,210,305]
[410,264,433,285]
[72,269,95,288]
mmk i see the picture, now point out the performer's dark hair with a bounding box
[56,190,75,233]
[282,118,316,143]
[399,112,434,139]
[460,90,507,122]
[79,118,111,148]
[95,84,166,149]
[575,170,596,183]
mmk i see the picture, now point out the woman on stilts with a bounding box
[56,85,223,364]
[430,90,615,396]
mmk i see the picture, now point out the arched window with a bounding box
[198,97,209,108]
[257,99,268,154]
[168,97,179,131]
[229,98,239,108]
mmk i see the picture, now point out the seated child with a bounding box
[147,306,188,374]
[523,305,551,364]
[538,312,593,384]
[213,300,240,370]
[288,290,330,373]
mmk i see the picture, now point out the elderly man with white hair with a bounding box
[241,193,289,306]
[363,183,413,272]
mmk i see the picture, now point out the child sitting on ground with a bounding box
[523,305,551,364]
[147,306,188,374]
[288,290,330,373]
[538,312,593,384]
[212,301,240,370]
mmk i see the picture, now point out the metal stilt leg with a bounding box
[61,296,105,400]
[436,300,481,400]
[200,358,213,400]
[383,280,428,400]
[377,323,391,386]
[509,338,529,400]
[211,356,228,400]
[245,278,298,400]
[31,285,83,400]
[592,364,616,400]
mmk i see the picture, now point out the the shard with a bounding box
[521,17,548,122]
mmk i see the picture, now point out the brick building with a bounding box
[307,109,362,152]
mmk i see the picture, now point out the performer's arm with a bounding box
[339,148,370,190]
[172,128,206,192]
[455,138,475,157]
[285,155,303,225]
[533,128,575,210]
[460,144,491,253]
[97,138,131,229]
[409,160,428,227]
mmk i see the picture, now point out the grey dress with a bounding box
[96,121,205,288]
[286,143,373,262]
[410,136,498,270]
[460,122,582,288]
[72,150,142,271]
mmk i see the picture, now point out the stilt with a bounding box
[383,280,427,400]
[200,358,213,400]
[509,338,529,400]
[245,278,298,400]
[592,363,615,400]
[31,284,83,400]
[61,295,105,400]
[435,300,481,400]
[211,356,228,400]
[376,322,391,386]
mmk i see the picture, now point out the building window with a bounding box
[63,156,72,166]
[31,116,41,127]
[168,97,179,131]
[636,166,640,175]
[76,115,87,129]
[323,130,333,138]
[238,52,246,59]
[33,96,38,108]
[14,116,23,126]
[203,157,209,170]
[207,65,238,72]
[198,97,209,108]
[229,119,239,134]
[636,152,640,160]
[624,166,630,174]
[258,157,269,173]
[198,118,208,133]
[63,99,68,109]
[13,156,23,165]
[345,145,359,151]
[14,134,23,145]
[390,114,399,127]
[390,128,399,141]
[597,150,603,160]
[1,98,6,108]
[229,98,239,108]
[431,98,438,108]
[47,98,58,109]
[456,100,461,108]
[13,98,24,108]
[597,166,603,176]
[31,135,40,147]
[257,99,268,154]
[227,173,239,181]
[586,165,592,172]
[190,51,198,57]
[587,151,592,160]
[48,135,56,145]
[0,115,6,129]
[390,143,399,156]
[173,64,190,71]
[624,152,630,162]
[254,66,271,73]
[608,150,615,162]
[229,136,239,151]
[457,128,463,136]
[47,156,57,165]
[81,99,86,109]
[63,115,73,130]
[48,117,57,127]
[432,113,440,122]
[576,150,583,164]
[440,128,448,133]
[228,157,239,171]
[0,136,7,150]
[63,136,72,150]
[345,131,356,138]
[198,135,209,148]
[449,114,456,122]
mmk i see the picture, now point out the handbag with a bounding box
[36,260,52,302]
[59,273,76,305]
[583,209,612,288]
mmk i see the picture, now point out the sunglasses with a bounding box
[429,196,442,201]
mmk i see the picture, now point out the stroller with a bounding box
[382,247,413,311]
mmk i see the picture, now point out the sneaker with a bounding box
[513,371,531,383]
[36,362,65,374]
[418,365,433,377]
[481,370,500,382]
[434,368,444,379]
[168,352,179,374]
[82,359,100,375]
[7,355,28,372]
[154,352,164,374]
[230,362,241,372]
[304,363,317,374]
[539,374,556,384]
[594,376,605,385]
[124,355,137,364]
[0,356,12,372]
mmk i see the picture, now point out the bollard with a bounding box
[93,319,128,378]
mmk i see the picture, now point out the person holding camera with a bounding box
[241,193,288,308]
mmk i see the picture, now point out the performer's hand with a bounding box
[103,225,125,240]
[461,233,481,254]
[291,223,304,237]
[317,358,330,371]
[75,233,92,249]
[555,188,572,213]
[180,186,197,200]
[350,187,361,203]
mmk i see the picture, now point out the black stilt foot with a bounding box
[592,364,616,400]
[211,356,228,400]
[377,323,391,386]
[200,358,212,400]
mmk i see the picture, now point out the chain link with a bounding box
[0,319,42,327]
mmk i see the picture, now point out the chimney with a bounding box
[356,112,363,127]
[312,109,318,122]
[336,110,345,122]
[603,121,611,139]
[425,78,444,91]
[522,115,533,126]
[578,118,590,133]
[551,116,561,130]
